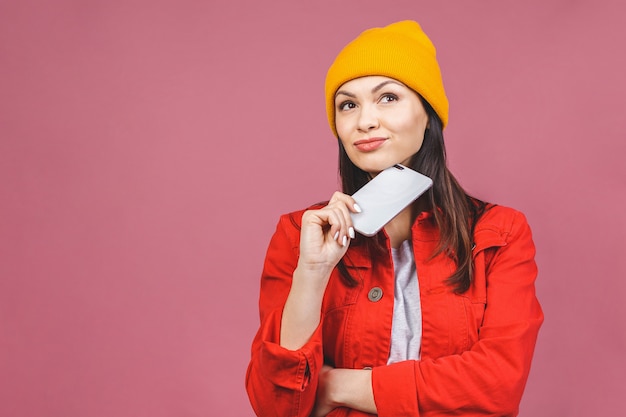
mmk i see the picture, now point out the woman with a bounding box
[246,20,543,417]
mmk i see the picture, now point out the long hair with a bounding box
[337,97,487,293]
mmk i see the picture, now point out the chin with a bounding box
[358,160,402,175]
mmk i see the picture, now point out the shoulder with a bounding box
[474,204,533,247]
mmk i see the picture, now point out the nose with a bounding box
[357,104,379,132]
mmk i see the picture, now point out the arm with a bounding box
[246,215,320,417]
[371,210,543,416]
[312,366,377,417]
[246,195,359,417]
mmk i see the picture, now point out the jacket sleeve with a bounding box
[245,213,324,417]
[371,210,544,417]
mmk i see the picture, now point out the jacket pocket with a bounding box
[460,236,507,343]
[321,270,362,368]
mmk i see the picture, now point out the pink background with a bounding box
[1,0,625,416]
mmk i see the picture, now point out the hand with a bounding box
[312,365,339,417]
[298,192,361,277]
[313,365,377,416]
[280,193,361,350]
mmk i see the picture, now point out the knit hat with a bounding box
[325,20,449,136]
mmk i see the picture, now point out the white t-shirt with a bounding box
[387,239,423,363]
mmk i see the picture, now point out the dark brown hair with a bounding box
[337,97,488,293]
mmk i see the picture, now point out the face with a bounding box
[334,76,429,175]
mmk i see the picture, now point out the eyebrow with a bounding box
[335,80,405,100]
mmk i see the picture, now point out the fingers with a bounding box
[329,191,362,214]
[326,207,351,247]
[326,192,359,246]
[301,191,360,253]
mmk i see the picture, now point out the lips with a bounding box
[354,137,387,152]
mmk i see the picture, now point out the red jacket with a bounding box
[246,205,543,417]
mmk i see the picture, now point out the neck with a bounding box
[384,197,429,249]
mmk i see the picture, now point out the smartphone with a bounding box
[350,164,433,236]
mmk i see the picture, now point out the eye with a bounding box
[380,94,398,103]
[338,101,356,111]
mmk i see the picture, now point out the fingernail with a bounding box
[349,227,355,239]
[353,203,362,213]
[333,231,340,241]
[342,236,348,247]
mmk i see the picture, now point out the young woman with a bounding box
[246,20,543,417]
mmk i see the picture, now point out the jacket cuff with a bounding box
[372,361,419,417]
[258,310,324,391]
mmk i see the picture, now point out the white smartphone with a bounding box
[350,164,433,237]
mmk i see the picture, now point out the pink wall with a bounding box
[1,0,624,415]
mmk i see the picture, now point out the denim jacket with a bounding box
[246,204,543,417]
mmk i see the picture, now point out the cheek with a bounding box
[412,136,425,153]
[335,117,350,139]
[337,135,356,159]
[393,118,426,143]
[402,113,428,143]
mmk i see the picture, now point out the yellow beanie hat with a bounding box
[325,20,449,137]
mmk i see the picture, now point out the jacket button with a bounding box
[368,287,383,302]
